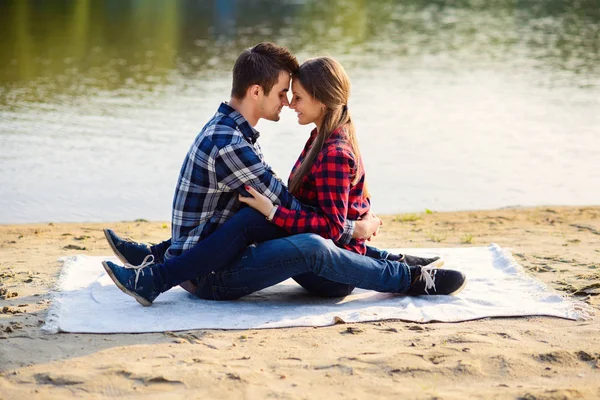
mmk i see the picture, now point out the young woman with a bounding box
[103,57,465,306]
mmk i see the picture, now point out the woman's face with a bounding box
[290,79,325,127]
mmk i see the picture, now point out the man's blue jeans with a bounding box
[150,208,410,298]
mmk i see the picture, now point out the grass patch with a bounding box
[393,213,421,222]
[426,232,447,243]
[460,233,474,244]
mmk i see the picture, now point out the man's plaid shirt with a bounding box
[271,127,371,255]
[166,103,355,259]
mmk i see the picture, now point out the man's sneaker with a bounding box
[388,253,444,268]
[104,228,152,266]
[406,264,466,296]
[102,255,160,306]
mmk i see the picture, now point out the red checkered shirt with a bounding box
[271,127,371,255]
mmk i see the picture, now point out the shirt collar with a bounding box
[218,102,260,143]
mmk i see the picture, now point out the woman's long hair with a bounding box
[288,57,367,196]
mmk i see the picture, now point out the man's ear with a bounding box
[248,84,263,100]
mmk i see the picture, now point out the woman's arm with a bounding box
[240,147,359,242]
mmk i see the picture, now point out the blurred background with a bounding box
[0,0,599,223]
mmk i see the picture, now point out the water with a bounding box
[1,0,599,223]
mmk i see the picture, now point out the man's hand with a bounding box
[353,211,382,241]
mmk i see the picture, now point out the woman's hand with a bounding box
[239,185,275,217]
[353,211,382,241]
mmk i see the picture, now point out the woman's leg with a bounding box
[290,245,395,298]
[196,233,465,301]
[366,245,443,267]
[195,233,414,300]
[365,245,393,260]
[292,273,355,298]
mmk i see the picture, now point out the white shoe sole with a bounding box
[424,258,445,269]
[449,276,467,296]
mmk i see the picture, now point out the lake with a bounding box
[1,0,599,223]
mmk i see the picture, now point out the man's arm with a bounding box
[214,141,301,210]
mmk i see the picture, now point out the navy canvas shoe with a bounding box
[406,264,466,296]
[102,255,160,306]
[104,228,152,266]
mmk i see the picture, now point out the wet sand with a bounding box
[0,206,599,399]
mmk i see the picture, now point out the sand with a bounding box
[0,206,599,399]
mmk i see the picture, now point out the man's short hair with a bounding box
[231,42,299,99]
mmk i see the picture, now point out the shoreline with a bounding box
[3,204,600,226]
[1,206,599,398]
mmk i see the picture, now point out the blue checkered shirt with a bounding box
[166,103,354,259]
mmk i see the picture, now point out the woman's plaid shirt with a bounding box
[166,103,355,259]
[271,127,371,255]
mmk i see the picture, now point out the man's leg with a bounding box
[150,240,171,263]
[103,208,289,305]
[153,208,287,291]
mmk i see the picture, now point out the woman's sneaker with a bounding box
[102,255,160,306]
[406,264,466,296]
[104,229,152,266]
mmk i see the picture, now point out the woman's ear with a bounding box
[315,99,326,114]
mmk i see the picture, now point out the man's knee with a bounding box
[236,206,264,221]
[229,206,270,230]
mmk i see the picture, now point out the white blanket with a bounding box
[42,244,589,334]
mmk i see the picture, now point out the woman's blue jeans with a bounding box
[151,207,410,299]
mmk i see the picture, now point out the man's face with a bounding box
[259,71,291,122]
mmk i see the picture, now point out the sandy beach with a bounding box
[0,206,599,399]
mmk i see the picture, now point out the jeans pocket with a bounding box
[212,285,249,301]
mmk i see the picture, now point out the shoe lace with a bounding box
[419,266,437,294]
[122,255,154,289]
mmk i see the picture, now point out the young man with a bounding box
[102,43,464,305]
